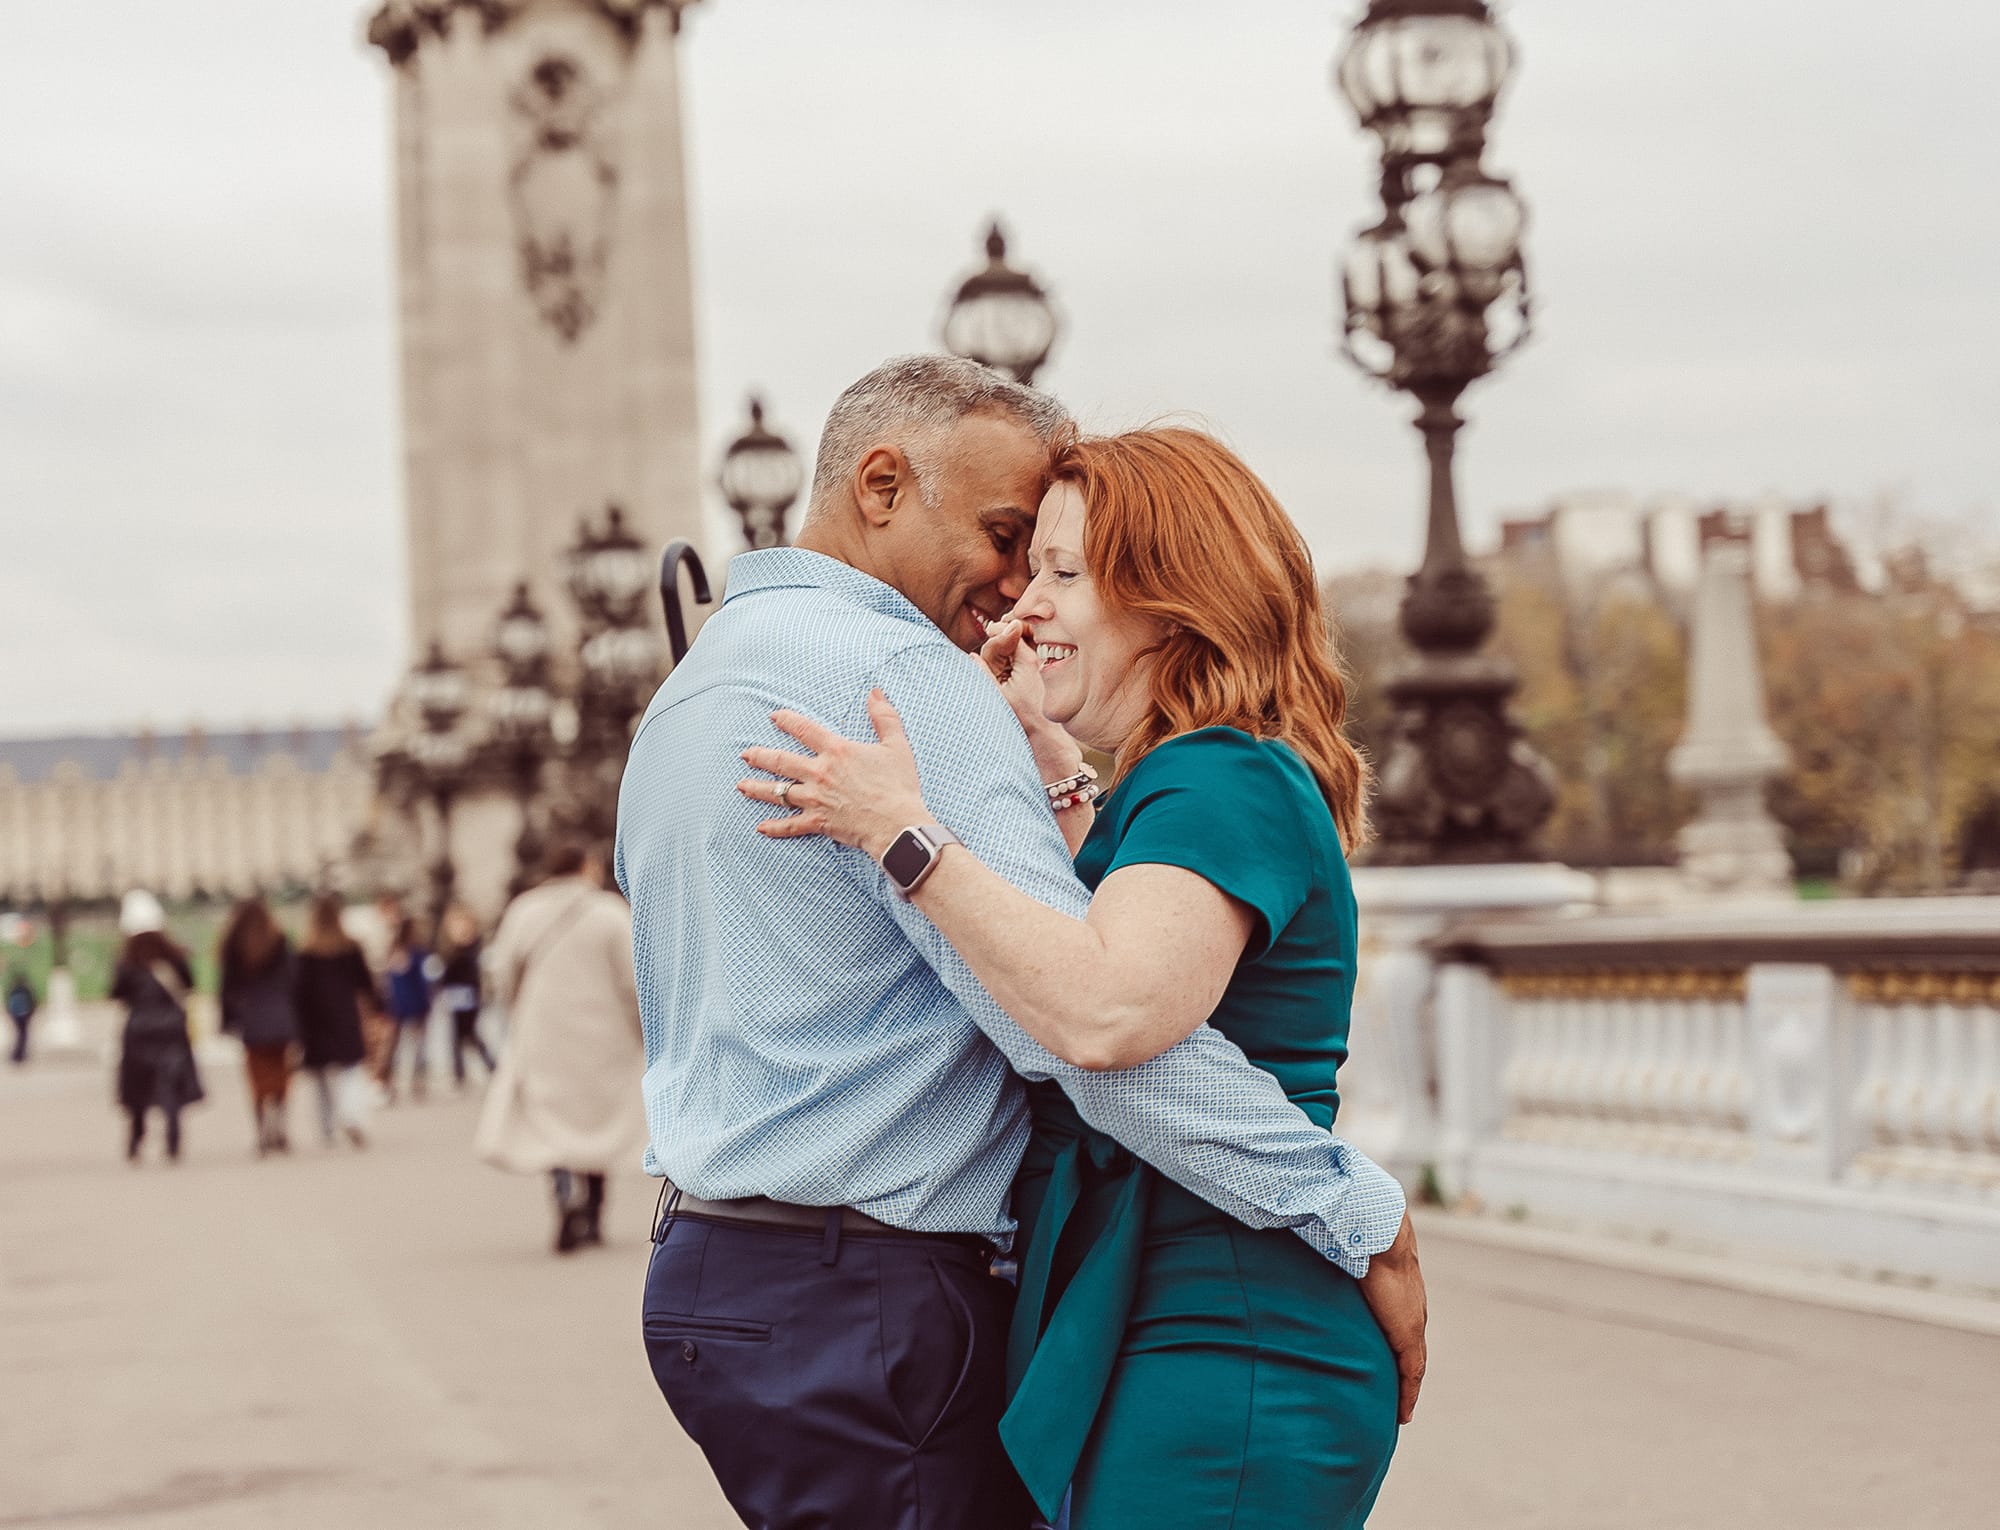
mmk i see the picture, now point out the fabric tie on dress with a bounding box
[999,1094,1153,1519]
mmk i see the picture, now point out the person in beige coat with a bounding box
[476,842,648,1252]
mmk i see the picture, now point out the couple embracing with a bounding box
[616,355,1427,1530]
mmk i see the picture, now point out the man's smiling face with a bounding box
[891,411,1049,652]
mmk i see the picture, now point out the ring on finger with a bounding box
[777,780,794,808]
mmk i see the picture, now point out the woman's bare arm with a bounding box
[741,690,1253,1070]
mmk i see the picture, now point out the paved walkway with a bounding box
[2,1056,1994,1528]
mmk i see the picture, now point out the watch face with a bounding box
[882,829,933,889]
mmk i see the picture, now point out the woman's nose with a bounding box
[1010,574,1055,622]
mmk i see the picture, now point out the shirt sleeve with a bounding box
[866,643,1405,1276]
[1104,730,1316,960]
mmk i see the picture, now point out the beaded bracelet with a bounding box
[1045,763,1100,813]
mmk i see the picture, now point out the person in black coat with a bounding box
[111,890,204,1164]
[218,896,299,1156]
[291,892,376,1148]
[436,903,495,1088]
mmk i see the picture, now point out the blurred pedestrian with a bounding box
[110,890,204,1164]
[356,891,404,1087]
[218,896,298,1156]
[292,892,375,1148]
[5,969,34,1065]
[436,903,495,1089]
[382,915,434,1102]
[476,842,645,1253]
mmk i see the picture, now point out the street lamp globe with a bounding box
[567,505,653,629]
[490,585,554,748]
[1403,162,1530,351]
[718,395,805,550]
[494,581,552,681]
[941,221,1059,386]
[1341,212,1423,379]
[581,625,663,694]
[406,640,470,736]
[406,723,472,779]
[1335,0,1514,168]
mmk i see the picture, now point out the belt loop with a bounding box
[820,1206,842,1266]
[652,1184,682,1244]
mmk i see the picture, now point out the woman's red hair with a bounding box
[1054,427,1370,850]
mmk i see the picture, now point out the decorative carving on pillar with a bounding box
[594,0,701,37]
[509,55,618,343]
[366,1,515,66]
[369,0,698,63]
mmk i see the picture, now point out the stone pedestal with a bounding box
[1669,534,1792,898]
[1342,862,1595,1190]
[36,968,89,1058]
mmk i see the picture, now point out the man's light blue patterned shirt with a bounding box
[614,548,1405,1274]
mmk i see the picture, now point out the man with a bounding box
[617,355,1425,1530]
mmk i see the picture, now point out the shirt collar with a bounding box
[723,547,942,634]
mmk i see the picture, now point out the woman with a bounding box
[292,892,375,1148]
[741,429,1404,1528]
[218,896,299,1155]
[435,903,495,1089]
[381,915,433,1102]
[110,889,204,1164]
[476,842,646,1254]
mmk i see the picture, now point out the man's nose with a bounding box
[996,553,1031,602]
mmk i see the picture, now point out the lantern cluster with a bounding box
[1337,0,1529,393]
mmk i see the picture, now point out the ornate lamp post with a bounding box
[489,582,554,889]
[941,221,1060,385]
[1336,0,1553,863]
[718,395,805,550]
[403,640,474,925]
[565,506,662,842]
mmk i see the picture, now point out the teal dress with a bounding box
[998,728,1398,1528]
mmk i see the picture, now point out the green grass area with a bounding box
[3,901,310,1002]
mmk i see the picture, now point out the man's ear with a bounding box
[853,445,914,528]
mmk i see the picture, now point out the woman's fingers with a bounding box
[770,709,839,752]
[865,689,910,750]
[740,744,816,780]
[978,619,1026,680]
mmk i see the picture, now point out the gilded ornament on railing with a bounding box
[1846,970,2000,1005]
[1497,969,1747,1002]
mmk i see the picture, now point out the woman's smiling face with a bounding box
[1010,480,1170,755]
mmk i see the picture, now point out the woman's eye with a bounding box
[1053,569,1080,585]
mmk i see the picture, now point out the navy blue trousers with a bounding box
[643,1212,1033,1530]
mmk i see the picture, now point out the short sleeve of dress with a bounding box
[1103,729,1319,959]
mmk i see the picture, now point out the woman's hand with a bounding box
[739,690,932,860]
[981,618,1083,781]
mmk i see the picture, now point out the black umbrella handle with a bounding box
[659,540,713,666]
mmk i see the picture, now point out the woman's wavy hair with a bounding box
[1053,427,1370,851]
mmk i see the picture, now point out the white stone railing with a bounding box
[1343,887,2000,1290]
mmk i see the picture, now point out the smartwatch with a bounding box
[881,824,962,900]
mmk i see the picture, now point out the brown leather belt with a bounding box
[657,1179,992,1257]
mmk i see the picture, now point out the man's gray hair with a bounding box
[806,354,1070,520]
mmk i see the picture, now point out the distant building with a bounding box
[0,726,374,905]
[1495,491,1865,608]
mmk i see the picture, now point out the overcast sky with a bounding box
[3,0,1996,734]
